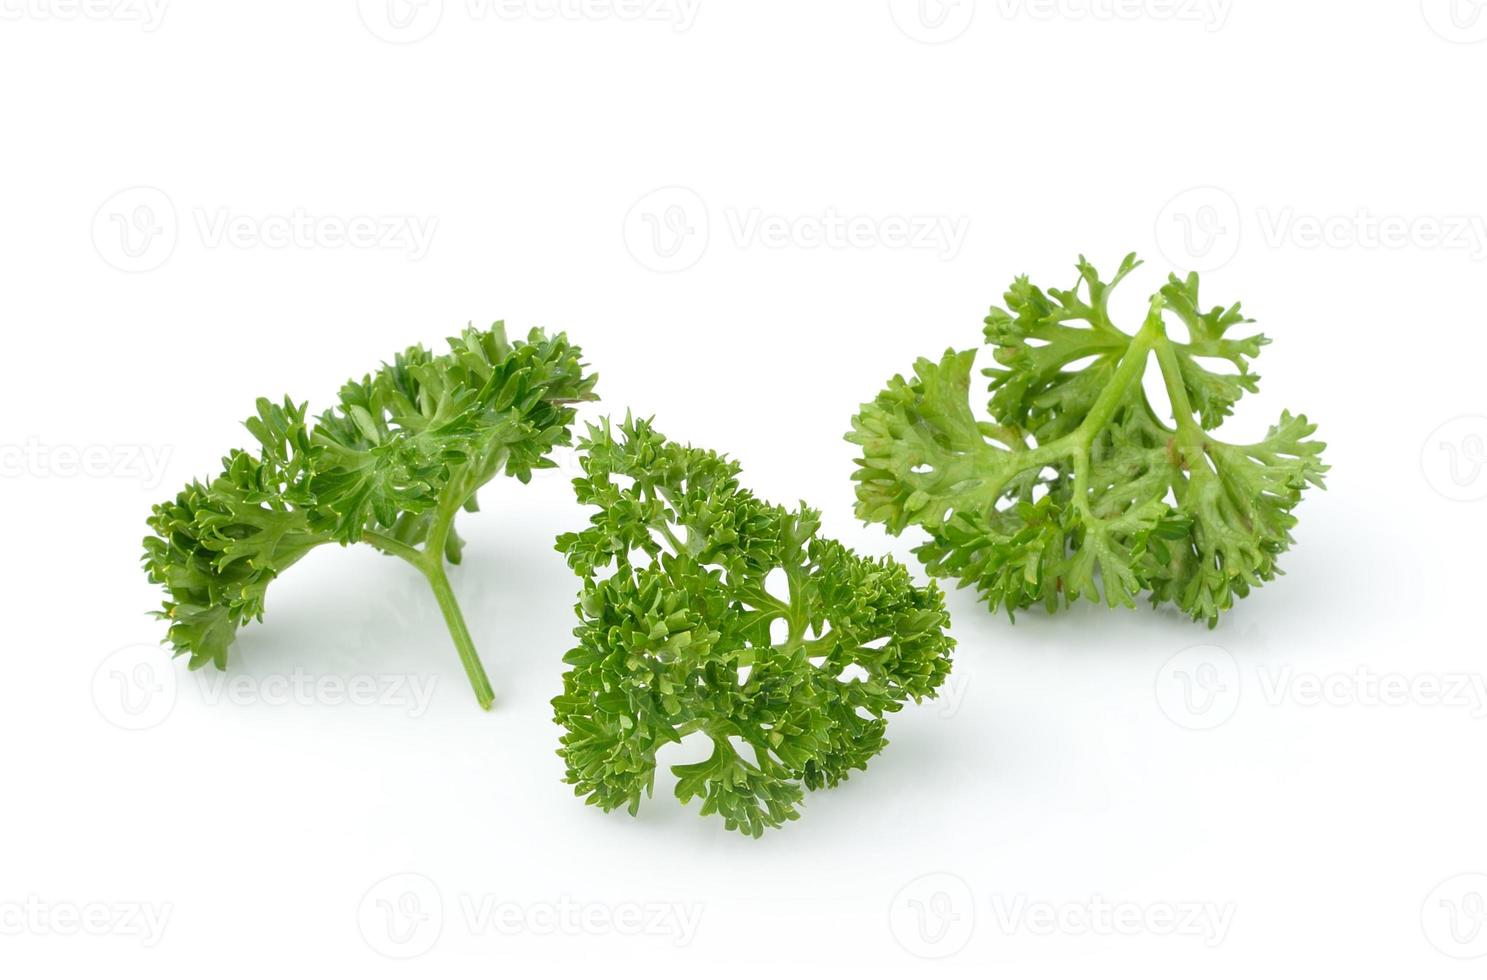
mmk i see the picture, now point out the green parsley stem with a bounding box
[360,530,423,564]
[1072,308,1161,450]
[363,513,496,710]
[420,555,495,711]
[1151,334,1208,445]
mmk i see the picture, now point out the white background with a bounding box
[2,1,1485,976]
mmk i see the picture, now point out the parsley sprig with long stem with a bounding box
[143,323,596,709]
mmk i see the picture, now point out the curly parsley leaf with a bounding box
[849,255,1325,627]
[553,417,955,836]
[142,323,597,708]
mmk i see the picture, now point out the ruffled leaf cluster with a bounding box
[143,323,596,683]
[554,417,955,836]
[849,255,1326,626]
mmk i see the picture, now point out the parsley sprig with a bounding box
[849,255,1326,626]
[143,323,596,708]
[554,417,955,835]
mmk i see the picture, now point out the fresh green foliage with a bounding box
[143,323,597,708]
[553,417,955,836]
[849,255,1326,626]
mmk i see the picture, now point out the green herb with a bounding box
[849,254,1326,626]
[142,323,596,709]
[553,417,955,836]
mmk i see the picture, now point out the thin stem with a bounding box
[421,486,495,710]
[1072,310,1162,450]
[420,554,494,710]
[361,530,424,565]
[1058,305,1165,526]
[1151,334,1207,444]
[974,436,1069,508]
[978,297,1169,507]
[1070,451,1096,525]
[363,482,497,710]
